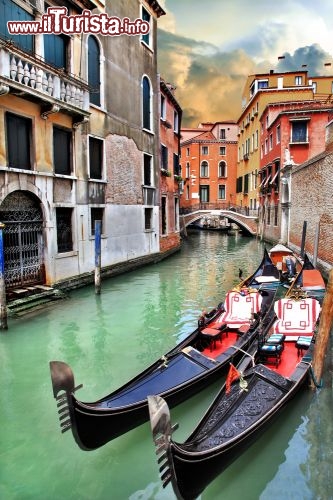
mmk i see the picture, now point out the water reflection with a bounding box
[0,232,331,500]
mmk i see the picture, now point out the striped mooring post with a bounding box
[94,220,102,295]
[0,222,8,330]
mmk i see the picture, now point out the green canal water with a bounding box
[0,231,332,500]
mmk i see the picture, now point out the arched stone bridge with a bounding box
[180,210,258,236]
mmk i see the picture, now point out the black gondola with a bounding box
[148,288,323,500]
[49,249,280,450]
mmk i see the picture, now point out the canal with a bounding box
[0,231,332,500]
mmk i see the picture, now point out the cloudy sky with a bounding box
[157,0,333,126]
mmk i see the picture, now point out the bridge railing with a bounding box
[180,203,258,217]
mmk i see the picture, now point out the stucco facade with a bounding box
[159,79,182,254]
[0,0,165,293]
[179,122,238,212]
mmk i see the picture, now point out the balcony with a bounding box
[0,41,90,125]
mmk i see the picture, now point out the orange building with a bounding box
[237,70,333,215]
[258,99,333,242]
[179,122,238,212]
[159,79,182,254]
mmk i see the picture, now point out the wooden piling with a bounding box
[312,269,333,387]
[300,221,307,258]
[94,220,102,295]
[0,223,8,330]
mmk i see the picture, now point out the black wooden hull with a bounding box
[167,358,311,499]
[49,249,280,450]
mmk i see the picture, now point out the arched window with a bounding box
[200,160,209,177]
[88,36,101,106]
[218,161,227,177]
[142,76,152,130]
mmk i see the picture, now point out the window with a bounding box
[174,198,179,231]
[200,186,209,203]
[236,177,243,193]
[219,146,226,155]
[144,208,153,230]
[218,161,227,177]
[6,113,32,170]
[255,130,259,149]
[144,154,152,185]
[186,147,190,156]
[88,36,101,106]
[276,125,281,144]
[141,6,151,46]
[53,126,72,175]
[295,76,302,86]
[186,185,190,200]
[91,207,104,236]
[258,79,268,89]
[185,162,190,178]
[0,0,33,52]
[218,185,226,200]
[174,111,179,133]
[274,205,278,226]
[142,76,152,130]
[200,160,209,177]
[160,94,166,120]
[201,146,208,155]
[220,129,226,139]
[269,133,273,150]
[267,206,271,226]
[264,138,268,154]
[244,174,249,194]
[161,144,168,170]
[89,137,103,179]
[173,153,180,175]
[56,207,73,253]
[161,196,167,235]
[312,82,317,93]
[291,120,307,143]
[44,33,68,69]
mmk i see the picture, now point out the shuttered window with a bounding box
[142,76,151,130]
[88,36,101,106]
[53,126,72,175]
[6,113,32,170]
[0,0,33,52]
[44,33,67,68]
[141,7,150,46]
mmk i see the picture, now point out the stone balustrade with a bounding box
[0,45,89,113]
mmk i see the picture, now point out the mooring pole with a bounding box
[312,269,333,388]
[0,223,8,330]
[94,220,102,295]
[313,222,320,267]
[300,221,307,259]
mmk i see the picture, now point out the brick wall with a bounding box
[289,152,333,268]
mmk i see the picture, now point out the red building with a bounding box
[179,122,238,212]
[259,100,333,242]
[159,79,182,254]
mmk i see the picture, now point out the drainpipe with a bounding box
[0,223,8,330]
